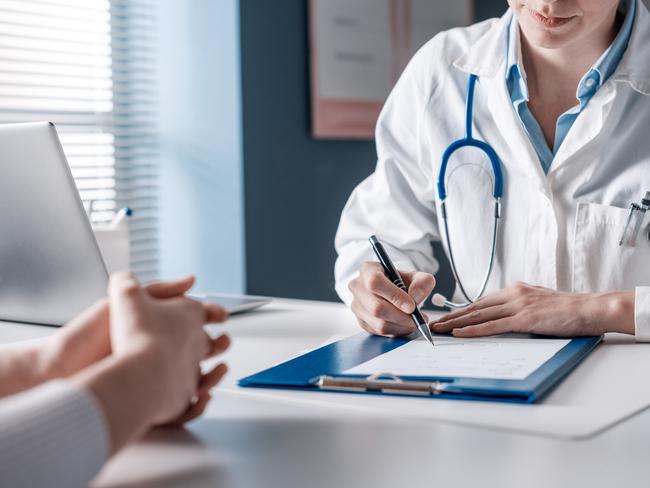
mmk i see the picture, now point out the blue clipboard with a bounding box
[238,333,602,403]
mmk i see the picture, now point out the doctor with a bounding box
[335,0,650,339]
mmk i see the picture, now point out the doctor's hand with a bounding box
[431,282,635,338]
[349,262,436,337]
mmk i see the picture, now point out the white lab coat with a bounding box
[334,1,650,339]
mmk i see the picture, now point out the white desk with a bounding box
[1,299,649,488]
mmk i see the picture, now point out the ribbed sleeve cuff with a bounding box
[0,380,109,488]
[634,287,650,342]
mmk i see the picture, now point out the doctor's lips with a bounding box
[527,8,576,28]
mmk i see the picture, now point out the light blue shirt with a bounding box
[506,0,636,173]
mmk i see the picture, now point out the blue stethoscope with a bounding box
[431,74,505,309]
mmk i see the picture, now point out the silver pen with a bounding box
[619,191,650,247]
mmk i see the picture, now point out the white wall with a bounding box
[157,0,245,293]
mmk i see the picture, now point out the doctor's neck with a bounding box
[511,0,623,89]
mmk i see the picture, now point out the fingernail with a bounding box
[400,301,413,313]
[411,290,425,304]
[218,334,231,348]
[433,322,449,332]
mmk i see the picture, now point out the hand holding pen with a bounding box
[346,235,436,341]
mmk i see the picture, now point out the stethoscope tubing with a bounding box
[439,199,501,308]
[435,73,504,309]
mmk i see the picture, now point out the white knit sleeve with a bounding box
[0,380,109,488]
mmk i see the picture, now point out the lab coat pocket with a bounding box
[573,202,650,293]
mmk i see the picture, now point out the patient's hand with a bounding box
[43,276,200,381]
[0,276,201,398]
[71,272,230,454]
[107,272,230,427]
[431,282,635,337]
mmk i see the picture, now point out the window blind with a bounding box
[0,0,159,281]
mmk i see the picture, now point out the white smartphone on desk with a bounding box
[190,293,272,315]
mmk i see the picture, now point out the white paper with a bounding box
[344,336,570,380]
[314,0,393,101]
[313,0,472,102]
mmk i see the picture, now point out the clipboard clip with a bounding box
[315,372,451,396]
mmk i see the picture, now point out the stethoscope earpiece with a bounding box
[431,293,448,308]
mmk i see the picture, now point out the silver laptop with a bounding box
[0,122,271,325]
[0,122,109,326]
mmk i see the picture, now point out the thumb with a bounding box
[402,271,436,305]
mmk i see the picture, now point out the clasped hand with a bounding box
[42,273,231,426]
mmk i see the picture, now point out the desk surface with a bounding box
[1,299,649,488]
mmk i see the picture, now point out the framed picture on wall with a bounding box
[309,0,473,140]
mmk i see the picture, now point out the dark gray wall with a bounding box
[475,1,509,22]
[240,0,508,302]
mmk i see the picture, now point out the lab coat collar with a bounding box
[454,11,550,193]
[450,1,650,189]
[611,0,650,95]
[551,0,650,174]
[452,11,512,79]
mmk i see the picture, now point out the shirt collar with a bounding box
[506,17,528,101]
[506,16,524,83]
[579,0,636,97]
[505,0,636,101]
